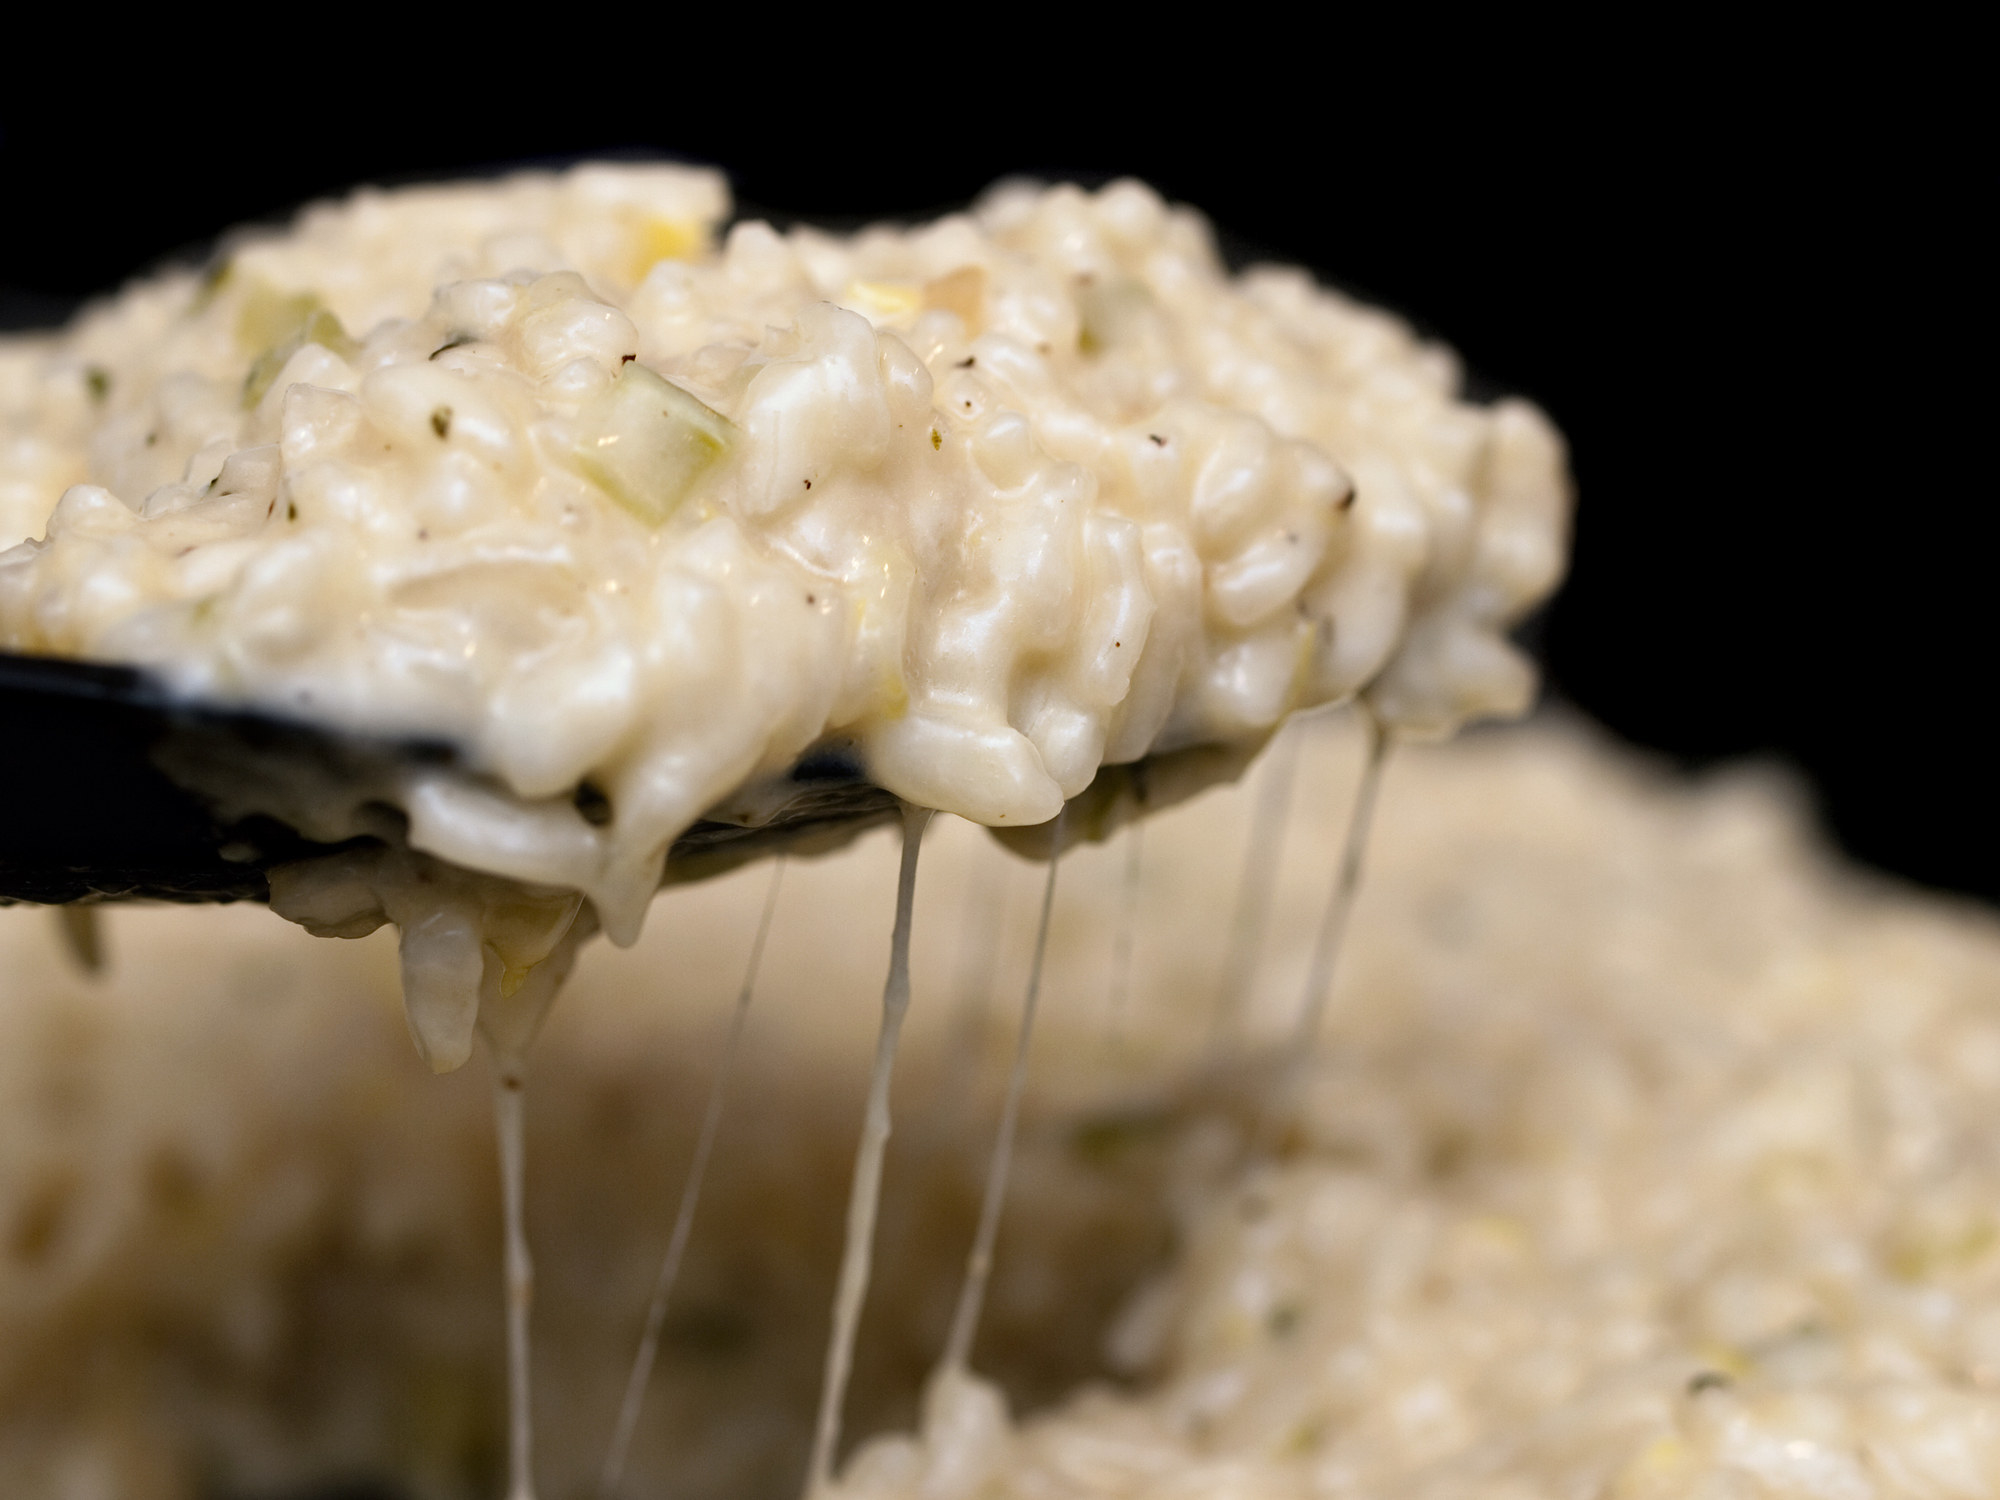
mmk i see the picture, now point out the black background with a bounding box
[2,52,1985,900]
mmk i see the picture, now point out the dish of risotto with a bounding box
[2,163,1989,1499]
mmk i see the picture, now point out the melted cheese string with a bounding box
[805,803,933,1497]
[490,1051,536,1500]
[598,857,786,1500]
[942,817,1064,1375]
[1256,711,1390,1153]
[54,904,105,976]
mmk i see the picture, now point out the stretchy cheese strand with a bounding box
[806,806,933,1496]
[943,817,1064,1375]
[599,858,786,1500]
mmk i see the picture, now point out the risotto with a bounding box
[10,162,1986,1500]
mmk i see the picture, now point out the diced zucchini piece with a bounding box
[574,362,735,525]
[239,287,357,408]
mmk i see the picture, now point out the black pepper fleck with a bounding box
[1148,433,1166,446]
[430,406,452,439]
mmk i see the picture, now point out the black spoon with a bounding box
[0,650,904,906]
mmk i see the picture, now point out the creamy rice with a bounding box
[4,716,1996,1497]
[0,164,1565,962]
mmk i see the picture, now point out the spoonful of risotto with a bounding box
[0,165,1563,923]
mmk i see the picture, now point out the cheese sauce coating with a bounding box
[0,165,1568,946]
